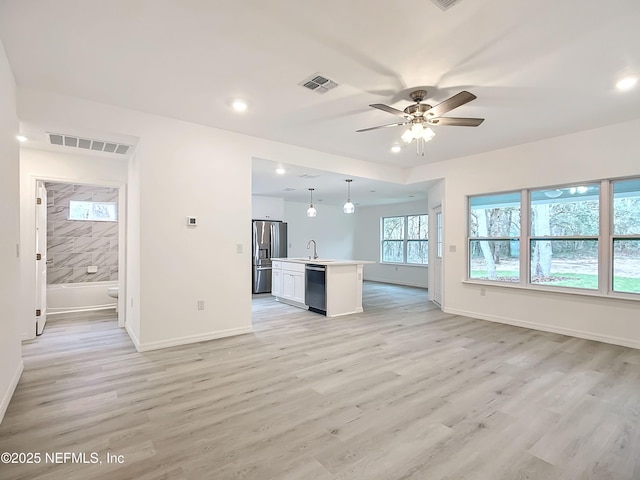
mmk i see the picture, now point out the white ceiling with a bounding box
[1,0,639,204]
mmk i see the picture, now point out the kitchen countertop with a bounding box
[271,258,375,266]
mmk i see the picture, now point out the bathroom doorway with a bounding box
[34,179,125,335]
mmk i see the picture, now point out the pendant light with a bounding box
[306,188,317,217]
[343,179,355,214]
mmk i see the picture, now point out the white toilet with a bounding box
[107,286,119,313]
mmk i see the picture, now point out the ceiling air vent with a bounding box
[430,0,462,11]
[298,173,320,179]
[299,73,338,94]
[282,187,296,192]
[48,133,131,155]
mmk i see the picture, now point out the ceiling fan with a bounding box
[357,89,484,155]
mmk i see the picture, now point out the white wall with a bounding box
[17,88,406,351]
[283,201,355,260]
[0,41,23,423]
[411,119,640,349]
[19,149,128,339]
[354,200,429,288]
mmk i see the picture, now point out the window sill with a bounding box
[381,262,428,268]
[462,279,640,302]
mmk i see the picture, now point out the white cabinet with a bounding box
[273,261,305,305]
[282,270,305,304]
[252,195,284,221]
[272,266,282,297]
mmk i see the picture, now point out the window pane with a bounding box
[613,178,640,235]
[407,240,428,264]
[530,184,599,236]
[470,192,520,238]
[382,240,403,262]
[383,217,404,240]
[530,239,598,289]
[613,239,640,293]
[68,200,117,222]
[408,215,428,240]
[469,240,519,281]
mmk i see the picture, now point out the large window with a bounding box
[612,179,640,294]
[469,192,520,282]
[382,215,428,265]
[467,176,640,298]
[530,184,599,289]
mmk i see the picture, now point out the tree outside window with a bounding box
[529,184,599,289]
[612,178,640,294]
[469,192,521,282]
[381,215,428,264]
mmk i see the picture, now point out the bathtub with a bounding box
[46,281,117,315]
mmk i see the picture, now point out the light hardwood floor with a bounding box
[1,282,639,480]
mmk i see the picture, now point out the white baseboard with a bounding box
[444,307,640,350]
[125,321,142,351]
[364,277,428,289]
[0,360,24,424]
[132,326,254,352]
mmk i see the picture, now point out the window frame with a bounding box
[467,191,522,283]
[381,214,428,266]
[465,176,640,301]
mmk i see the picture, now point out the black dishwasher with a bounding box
[305,264,326,315]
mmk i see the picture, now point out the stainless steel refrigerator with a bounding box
[252,220,287,293]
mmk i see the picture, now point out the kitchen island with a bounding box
[271,258,374,317]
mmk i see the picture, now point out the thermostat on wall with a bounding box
[186,216,197,226]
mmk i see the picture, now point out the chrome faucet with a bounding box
[307,239,318,259]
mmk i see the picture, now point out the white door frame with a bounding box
[35,181,48,335]
[31,175,127,331]
[432,205,443,307]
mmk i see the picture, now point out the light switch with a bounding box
[87,265,98,273]
[236,243,243,253]
[449,245,457,253]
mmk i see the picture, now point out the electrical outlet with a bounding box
[197,300,205,310]
[480,288,486,296]
[236,243,243,253]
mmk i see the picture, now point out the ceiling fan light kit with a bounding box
[357,89,484,155]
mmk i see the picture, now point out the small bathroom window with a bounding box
[68,200,117,222]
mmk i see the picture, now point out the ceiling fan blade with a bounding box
[429,117,484,127]
[370,104,412,119]
[356,122,408,132]
[426,91,477,118]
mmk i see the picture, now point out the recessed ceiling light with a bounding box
[16,135,27,142]
[276,167,286,175]
[390,145,401,153]
[616,76,638,91]
[232,99,248,112]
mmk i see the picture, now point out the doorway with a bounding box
[34,179,125,335]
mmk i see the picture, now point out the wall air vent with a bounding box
[48,133,131,155]
[299,73,338,94]
[430,0,462,11]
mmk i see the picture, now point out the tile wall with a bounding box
[45,182,119,284]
